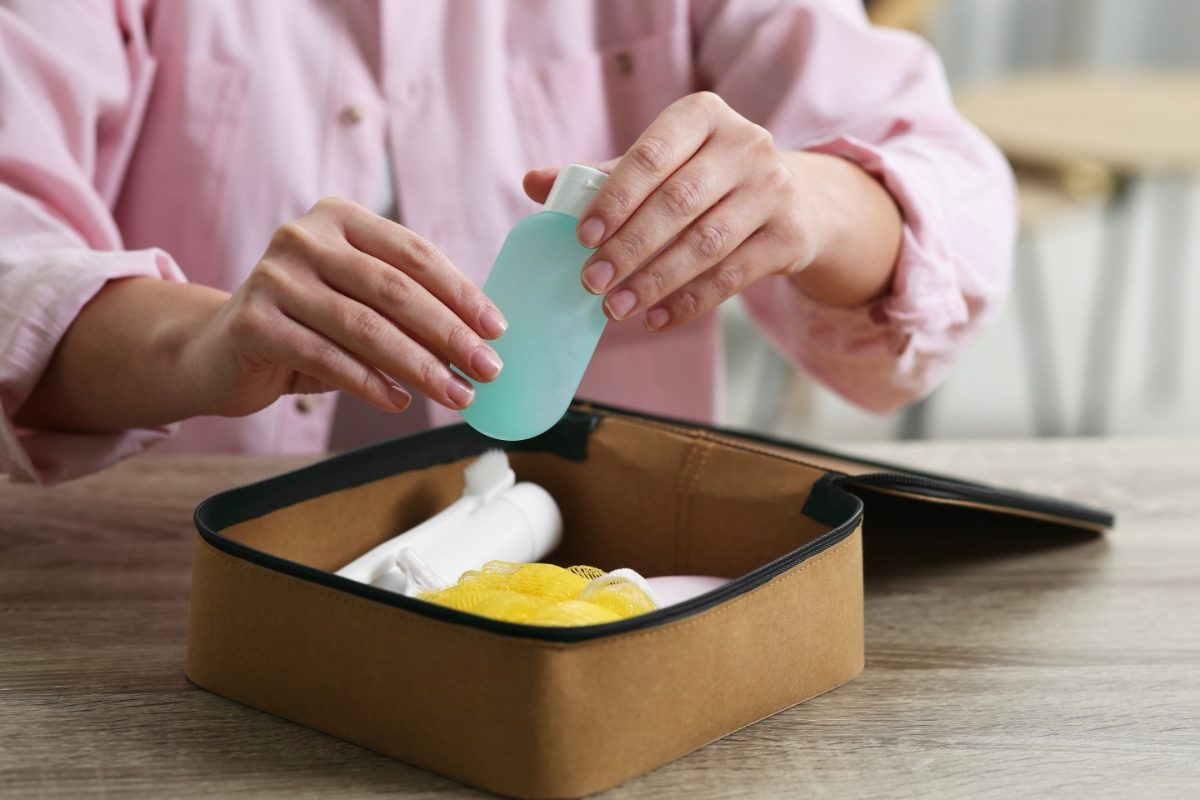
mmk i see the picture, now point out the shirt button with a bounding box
[339,104,364,125]
[615,52,634,75]
[294,395,318,414]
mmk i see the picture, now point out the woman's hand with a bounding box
[523,91,901,331]
[14,198,507,436]
[187,197,507,417]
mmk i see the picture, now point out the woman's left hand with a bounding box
[523,91,840,332]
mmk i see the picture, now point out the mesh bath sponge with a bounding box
[418,561,658,626]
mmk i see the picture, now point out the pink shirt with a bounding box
[0,0,1015,484]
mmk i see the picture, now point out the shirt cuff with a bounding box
[740,134,971,414]
[0,247,186,484]
[803,133,970,331]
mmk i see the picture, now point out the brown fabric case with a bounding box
[187,402,1112,798]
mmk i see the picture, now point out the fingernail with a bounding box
[582,260,614,294]
[645,307,670,331]
[479,307,508,338]
[447,375,475,409]
[470,346,503,380]
[388,384,412,411]
[605,289,636,320]
[578,217,605,248]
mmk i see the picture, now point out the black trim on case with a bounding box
[577,399,1115,529]
[192,406,862,644]
[838,472,1115,528]
[197,409,596,533]
[192,399,1112,645]
[802,474,864,528]
[195,509,860,645]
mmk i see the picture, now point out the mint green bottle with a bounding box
[462,165,609,440]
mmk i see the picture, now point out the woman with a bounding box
[0,0,1014,484]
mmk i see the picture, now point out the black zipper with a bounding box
[193,410,865,645]
[193,401,1113,645]
[196,494,861,645]
[577,401,1113,528]
[836,471,1115,528]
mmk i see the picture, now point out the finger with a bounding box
[581,149,741,296]
[643,229,782,332]
[262,314,412,413]
[602,189,766,321]
[523,167,558,204]
[576,92,724,249]
[280,277,477,410]
[314,244,503,384]
[338,203,508,339]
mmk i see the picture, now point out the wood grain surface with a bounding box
[2,439,1198,798]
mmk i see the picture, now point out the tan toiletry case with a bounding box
[187,401,1113,798]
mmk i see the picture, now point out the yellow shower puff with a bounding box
[527,600,621,627]
[470,590,544,624]
[581,573,659,617]
[418,561,657,627]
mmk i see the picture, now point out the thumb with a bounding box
[522,166,559,205]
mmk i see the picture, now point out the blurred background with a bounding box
[722,0,1200,441]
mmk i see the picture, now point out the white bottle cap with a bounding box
[543,164,609,219]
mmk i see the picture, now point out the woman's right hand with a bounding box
[186,197,507,418]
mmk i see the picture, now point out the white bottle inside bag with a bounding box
[335,450,561,595]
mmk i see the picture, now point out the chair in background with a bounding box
[869,0,1200,438]
[954,73,1200,435]
[866,0,944,31]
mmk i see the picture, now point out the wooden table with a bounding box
[2,440,1198,797]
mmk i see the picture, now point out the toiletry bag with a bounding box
[187,401,1113,799]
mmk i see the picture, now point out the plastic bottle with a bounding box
[461,164,609,440]
[334,450,562,596]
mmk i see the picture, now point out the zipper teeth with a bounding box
[195,488,863,645]
[192,403,1112,645]
[841,472,1115,526]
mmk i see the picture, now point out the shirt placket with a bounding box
[278,4,388,453]
[379,1,437,242]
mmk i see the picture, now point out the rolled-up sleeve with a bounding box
[0,2,187,484]
[692,0,1016,413]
